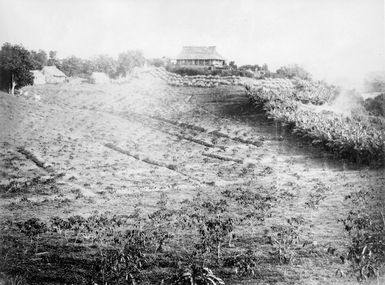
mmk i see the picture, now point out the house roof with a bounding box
[41,66,66,77]
[176,46,225,60]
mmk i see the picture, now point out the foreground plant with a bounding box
[223,250,258,277]
[178,195,234,265]
[172,266,225,285]
[265,216,305,265]
[341,190,385,281]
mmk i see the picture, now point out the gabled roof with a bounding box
[176,46,225,60]
[41,66,66,77]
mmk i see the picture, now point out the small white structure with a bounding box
[90,72,110,84]
[31,70,46,85]
[41,66,67,84]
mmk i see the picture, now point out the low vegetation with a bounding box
[364,93,385,117]
[341,189,385,281]
[0,190,284,284]
[165,66,255,78]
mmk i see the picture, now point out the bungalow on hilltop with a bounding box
[176,46,225,70]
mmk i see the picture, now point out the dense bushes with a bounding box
[166,66,255,78]
[152,68,242,87]
[276,64,311,80]
[246,78,385,164]
[0,43,34,93]
[60,51,145,79]
[166,66,206,76]
[342,189,385,281]
[364,94,385,117]
[166,64,312,81]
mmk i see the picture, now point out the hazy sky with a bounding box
[0,0,384,85]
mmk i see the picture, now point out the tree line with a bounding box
[0,42,145,94]
[0,42,314,95]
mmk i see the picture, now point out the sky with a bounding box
[0,0,384,87]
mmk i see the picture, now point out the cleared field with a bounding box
[0,74,384,284]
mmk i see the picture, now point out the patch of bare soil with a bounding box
[0,74,384,284]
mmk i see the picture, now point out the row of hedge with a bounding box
[245,79,385,164]
[165,66,255,78]
[151,67,244,88]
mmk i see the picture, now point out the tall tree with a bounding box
[61,56,84,77]
[228,61,237,70]
[81,59,96,77]
[116,50,145,77]
[47,50,60,67]
[93,54,117,78]
[30,49,48,69]
[0,43,34,94]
